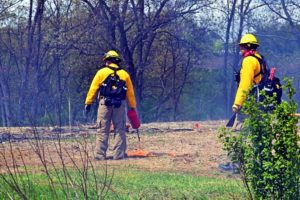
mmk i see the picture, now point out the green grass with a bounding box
[112,170,247,199]
[0,168,248,200]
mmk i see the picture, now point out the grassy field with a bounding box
[112,169,247,199]
[0,167,248,200]
[0,121,248,199]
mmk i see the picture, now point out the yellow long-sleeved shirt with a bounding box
[234,53,263,106]
[85,63,137,108]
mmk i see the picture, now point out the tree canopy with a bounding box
[0,0,299,126]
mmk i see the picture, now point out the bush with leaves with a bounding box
[219,78,300,200]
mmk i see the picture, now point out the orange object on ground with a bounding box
[167,152,176,157]
[194,122,199,129]
[127,109,140,129]
[126,150,176,158]
[127,149,152,157]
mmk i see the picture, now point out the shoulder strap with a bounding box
[246,54,266,79]
[106,66,123,77]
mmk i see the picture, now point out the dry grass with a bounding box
[0,120,231,178]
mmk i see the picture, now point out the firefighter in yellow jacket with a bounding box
[232,33,263,130]
[85,50,136,160]
[219,33,263,172]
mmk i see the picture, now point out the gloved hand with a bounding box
[232,104,241,113]
[84,104,91,117]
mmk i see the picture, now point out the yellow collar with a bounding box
[108,63,119,68]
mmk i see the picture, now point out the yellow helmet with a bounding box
[239,33,259,46]
[103,50,121,61]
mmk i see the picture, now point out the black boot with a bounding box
[219,162,239,174]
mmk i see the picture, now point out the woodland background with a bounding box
[0,0,299,126]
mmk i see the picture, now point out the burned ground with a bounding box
[0,121,232,177]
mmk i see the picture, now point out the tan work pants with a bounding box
[95,98,126,159]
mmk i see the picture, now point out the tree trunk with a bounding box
[0,62,11,126]
[223,0,238,117]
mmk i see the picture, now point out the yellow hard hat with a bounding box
[239,33,259,46]
[103,50,121,61]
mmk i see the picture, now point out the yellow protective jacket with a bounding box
[85,63,137,108]
[234,52,263,106]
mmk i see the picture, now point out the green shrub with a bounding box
[219,78,300,200]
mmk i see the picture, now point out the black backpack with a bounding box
[99,66,127,108]
[249,55,282,105]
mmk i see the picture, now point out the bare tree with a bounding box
[16,0,47,125]
[262,0,300,49]
[0,0,24,126]
[81,0,213,120]
[223,0,238,117]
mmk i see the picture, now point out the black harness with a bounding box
[99,66,128,108]
[235,54,265,85]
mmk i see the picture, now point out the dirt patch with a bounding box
[0,121,231,177]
